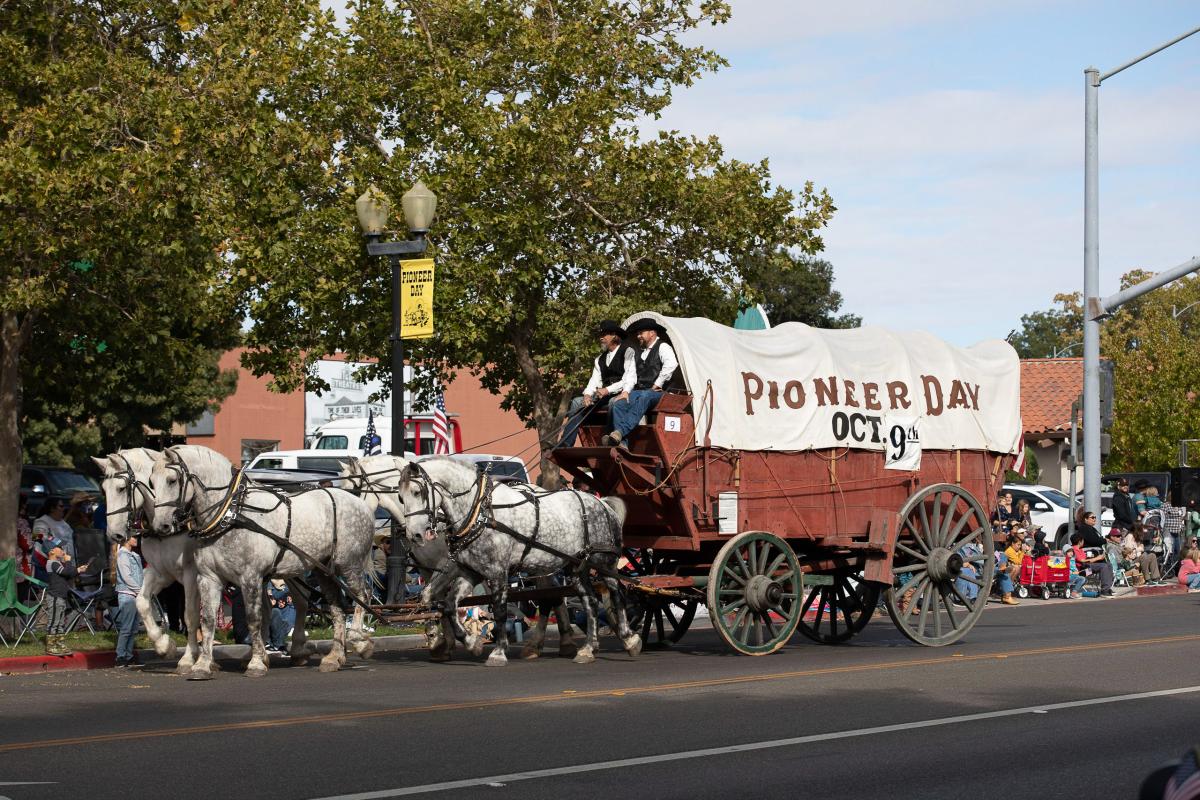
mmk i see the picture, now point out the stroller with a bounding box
[1143,509,1180,580]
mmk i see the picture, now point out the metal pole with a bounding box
[386,253,407,605]
[1083,67,1102,520]
[1093,254,1200,316]
[1067,397,1080,549]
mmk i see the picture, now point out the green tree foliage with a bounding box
[242,0,837,485]
[1102,271,1200,471]
[0,1,347,556]
[1010,292,1082,358]
[741,250,859,328]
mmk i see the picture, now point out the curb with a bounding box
[0,634,428,676]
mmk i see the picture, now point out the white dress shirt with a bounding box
[584,346,637,396]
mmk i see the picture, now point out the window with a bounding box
[241,439,280,466]
[298,456,351,472]
[254,458,284,470]
[46,472,100,494]
[478,461,528,482]
[1040,489,1071,508]
[315,436,349,450]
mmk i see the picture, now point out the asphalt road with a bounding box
[2,593,1198,800]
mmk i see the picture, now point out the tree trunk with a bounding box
[509,328,564,490]
[0,312,28,561]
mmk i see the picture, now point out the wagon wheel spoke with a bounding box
[893,562,927,575]
[930,492,944,548]
[902,519,932,555]
[894,542,927,562]
[939,586,958,628]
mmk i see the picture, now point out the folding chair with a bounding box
[0,558,47,648]
[65,569,109,635]
[1106,549,1132,589]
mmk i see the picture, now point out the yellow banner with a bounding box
[400,258,435,339]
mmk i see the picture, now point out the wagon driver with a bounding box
[554,320,636,448]
[604,318,678,448]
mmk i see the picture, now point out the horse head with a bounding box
[93,448,163,543]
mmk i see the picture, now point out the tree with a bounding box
[740,250,859,328]
[1010,292,1082,358]
[1102,271,1200,471]
[241,0,837,486]
[0,1,349,557]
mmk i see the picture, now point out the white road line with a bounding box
[309,685,1200,800]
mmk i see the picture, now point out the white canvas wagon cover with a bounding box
[622,312,1021,455]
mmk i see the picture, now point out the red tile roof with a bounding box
[1020,358,1082,435]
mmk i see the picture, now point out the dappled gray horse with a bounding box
[148,445,375,679]
[346,455,578,662]
[96,449,318,672]
[395,457,640,666]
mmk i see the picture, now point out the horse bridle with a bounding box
[400,464,488,547]
[104,453,155,529]
[153,451,234,534]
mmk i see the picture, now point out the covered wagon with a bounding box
[550,312,1022,654]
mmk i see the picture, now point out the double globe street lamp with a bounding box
[356,180,437,605]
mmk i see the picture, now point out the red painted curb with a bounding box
[0,650,116,675]
[1136,583,1189,597]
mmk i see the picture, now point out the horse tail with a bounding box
[600,496,627,530]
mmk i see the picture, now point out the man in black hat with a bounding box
[604,317,677,447]
[554,320,636,448]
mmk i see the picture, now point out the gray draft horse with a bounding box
[345,455,578,662]
[147,445,375,679]
[394,457,641,666]
[95,448,317,673]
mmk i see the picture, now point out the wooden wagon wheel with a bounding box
[884,483,994,647]
[796,570,880,644]
[621,548,698,646]
[706,531,803,656]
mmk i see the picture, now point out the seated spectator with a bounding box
[1076,509,1106,549]
[33,498,75,563]
[1029,530,1051,559]
[954,541,983,605]
[992,543,1020,606]
[990,491,1016,532]
[1178,547,1200,591]
[267,579,295,653]
[1064,547,1088,596]
[1003,532,1027,575]
[1069,530,1114,596]
[1105,529,1139,583]
[1013,499,1034,532]
[1124,523,1162,585]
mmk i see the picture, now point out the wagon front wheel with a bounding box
[707,531,802,655]
[885,483,994,647]
[796,570,880,644]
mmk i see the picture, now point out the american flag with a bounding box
[432,392,451,454]
[1012,433,1026,477]
[362,410,382,456]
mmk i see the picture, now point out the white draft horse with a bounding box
[147,446,375,679]
[394,457,641,666]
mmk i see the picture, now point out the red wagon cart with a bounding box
[550,312,1022,654]
[1017,553,1073,600]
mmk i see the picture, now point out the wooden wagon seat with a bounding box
[577,372,690,430]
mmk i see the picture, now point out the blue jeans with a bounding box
[954,566,979,602]
[115,596,140,660]
[1186,573,1200,590]
[557,395,612,448]
[270,606,296,649]
[609,389,663,441]
[1069,574,1087,593]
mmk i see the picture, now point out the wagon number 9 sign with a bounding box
[884,416,922,471]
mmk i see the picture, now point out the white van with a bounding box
[308,415,461,457]
[422,453,529,484]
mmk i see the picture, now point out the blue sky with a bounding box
[648,1,1200,346]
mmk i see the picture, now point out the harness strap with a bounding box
[513,485,542,569]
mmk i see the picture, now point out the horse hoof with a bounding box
[186,668,214,681]
[245,665,268,678]
[355,640,376,660]
[156,638,177,659]
[623,634,643,658]
[318,659,340,673]
[572,651,596,665]
[291,654,310,667]
[557,642,578,659]
[520,647,541,661]
[467,639,485,658]
[486,651,508,667]
[174,661,194,676]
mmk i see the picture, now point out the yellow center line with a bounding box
[3,632,1197,754]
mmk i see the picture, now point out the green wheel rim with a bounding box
[707,531,802,655]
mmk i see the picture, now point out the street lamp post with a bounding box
[356,181,438,605]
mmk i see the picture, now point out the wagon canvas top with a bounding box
[622,312,1021,455]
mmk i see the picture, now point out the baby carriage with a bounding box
[1016,553,1073,599]
[1143,509,1180,580]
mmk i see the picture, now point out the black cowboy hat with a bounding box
[593,319,626,338]
[626,317,667,337]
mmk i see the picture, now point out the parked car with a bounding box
[20,465,102,519]
[242,466,351,491]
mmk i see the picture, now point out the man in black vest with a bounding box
[604,317,678,447]
[554,320,636,448]
[1111,477,1137,531]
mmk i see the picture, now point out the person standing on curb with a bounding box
[114,533,144,667]
[1112,478,1137,532]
